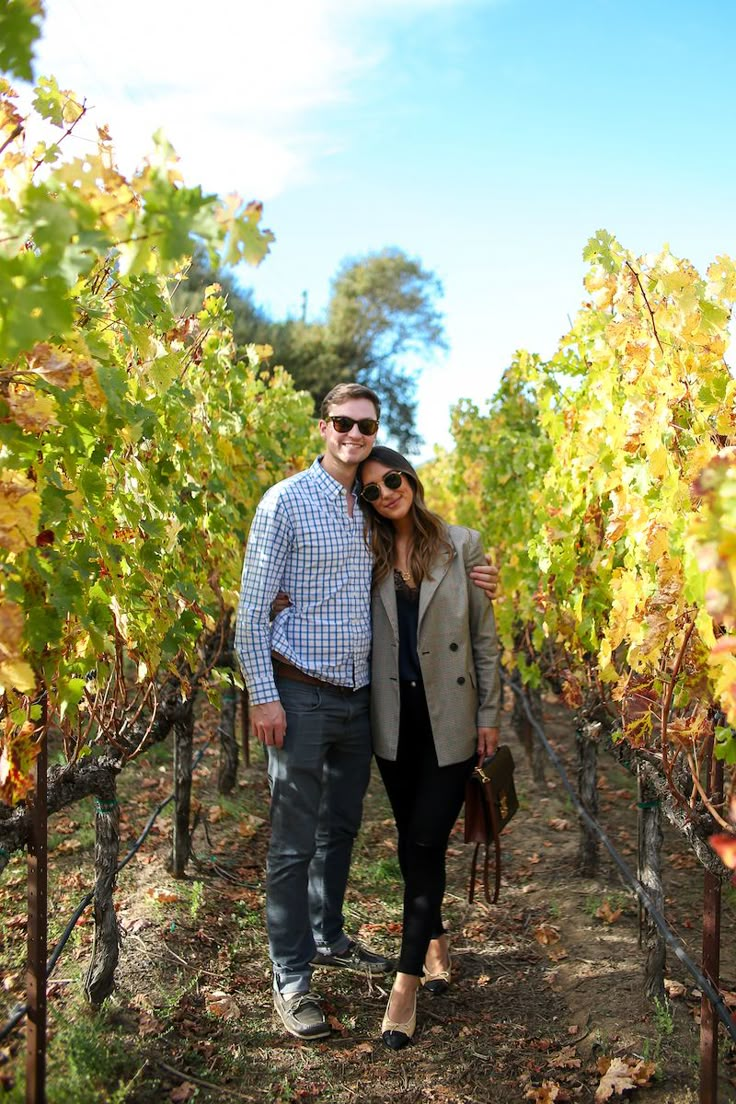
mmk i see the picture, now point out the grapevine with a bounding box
[0,16,316,807]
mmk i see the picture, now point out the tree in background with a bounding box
[181,247,446,452]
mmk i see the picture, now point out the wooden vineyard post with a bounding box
[510,670,545,785]
[637,768,665,1002]
[26,703,48,1104]
[84,786,121,1007]
[217,674,238,794]
[172,702,195,877]
[700,749,724,1104]
[576,721,600,877]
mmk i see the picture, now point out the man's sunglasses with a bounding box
[360,470,405,503]
[326,415,379,435]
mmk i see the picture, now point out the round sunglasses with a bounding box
[360,470,405,503]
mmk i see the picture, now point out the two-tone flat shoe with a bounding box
[421,954,451,995]
[381,991,417,1050]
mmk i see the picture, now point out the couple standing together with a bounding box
[235,382,500,1048]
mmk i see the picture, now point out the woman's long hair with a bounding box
[359,447,454,587]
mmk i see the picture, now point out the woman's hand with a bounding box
[270,591,291,620]
[477,726,499,760]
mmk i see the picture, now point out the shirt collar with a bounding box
[311,456,359,501]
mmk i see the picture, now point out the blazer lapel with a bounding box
[418,548,454,633]
[377,571,399,638]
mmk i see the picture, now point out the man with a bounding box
[235,382,497,1040]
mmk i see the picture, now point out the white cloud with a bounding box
[34,0,368,196]
[34,0,490,198]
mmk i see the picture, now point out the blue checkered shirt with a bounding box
[234,458,373,705]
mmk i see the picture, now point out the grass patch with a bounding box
[4,1000,153,1104]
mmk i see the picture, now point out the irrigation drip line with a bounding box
[0,741,210,1043]
[504,672,736,1044]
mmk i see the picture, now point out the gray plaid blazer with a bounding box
[369,525,500,767]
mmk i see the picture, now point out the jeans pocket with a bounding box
[277,680,323,713]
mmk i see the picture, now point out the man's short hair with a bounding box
[320,383,381,421]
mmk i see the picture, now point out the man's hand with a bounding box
[470,557,499,600]
[477,726,499,759]
[251,701,287,748]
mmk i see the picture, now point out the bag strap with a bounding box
[467,771,503,904]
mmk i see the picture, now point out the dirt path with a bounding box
[1,692,735,1102]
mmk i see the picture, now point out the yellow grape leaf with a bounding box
[0,601,35,692]
[5,386,58,432]
[0,719,40,805]
[707,254,736,299]
[646,524,668,564]
[0,471,41,553]
[26,343,77,387]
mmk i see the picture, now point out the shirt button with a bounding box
[457,676,465,685]
[449,642,458,651]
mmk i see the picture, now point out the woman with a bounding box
[358,445,500,1050]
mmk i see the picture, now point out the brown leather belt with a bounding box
[272,655,357,697]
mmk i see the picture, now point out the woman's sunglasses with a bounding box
[360,470,405,503]
[326,415,379,435]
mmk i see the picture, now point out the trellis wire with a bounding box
[503,671,736,1044]
[0,742,209,1043]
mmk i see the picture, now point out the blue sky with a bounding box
[34,0,736,458]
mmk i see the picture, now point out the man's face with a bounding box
[319,398,379,471]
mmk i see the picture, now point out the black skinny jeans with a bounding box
[375,681,475,977]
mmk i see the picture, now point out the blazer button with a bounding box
[457,676,465,685]
[449,642,458,651]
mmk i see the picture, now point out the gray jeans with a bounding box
[266,677,372,995]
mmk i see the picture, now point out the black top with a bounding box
[394,570,422,682]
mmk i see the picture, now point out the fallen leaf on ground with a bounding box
[664,979,687,999]
[138,1012,165,1037]
[130,992,154,1012]
[204,990,240,1019]
[595,900,622,924]
[549,1045,581,1069]
[595,1056,656,1101]
[525,1079,560,1102]
[170,1084,196,1103]
[534,923,560,946]
[548,818,571,831]
[595,1058,635,1101]
[148,887,181,904]
[340,1042,373,1058]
